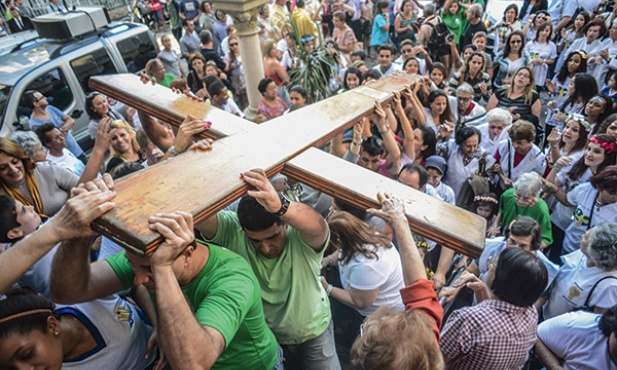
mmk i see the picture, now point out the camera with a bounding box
[446,33,455,42]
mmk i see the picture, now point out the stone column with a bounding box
[212,0,268,121]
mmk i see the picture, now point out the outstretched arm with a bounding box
[50,176,124,304]
[367,193,425,285]
[373,102,402,176]
[77,116,112,184]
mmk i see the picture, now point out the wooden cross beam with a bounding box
[88,74,486,258]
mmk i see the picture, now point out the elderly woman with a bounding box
[493,120,546,188]
[494,172,552,248]
[540,223,617,320]
[145,58,176,88]
[544,165,617,259]
[441,126,496,198]
[256,78,288,120]
[105,120,144,173]
[9,131,47,163]
[477,108,512,156]
[451,83,487,128]
[321,211,404,322]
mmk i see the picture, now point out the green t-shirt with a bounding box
[208,211,331,345]
[106,243,277,370]
[499,188,553,246]
[158,73,177,88]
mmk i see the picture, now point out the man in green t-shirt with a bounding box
[197,169,341,370]
[50,178,278,370]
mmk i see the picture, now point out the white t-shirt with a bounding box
[564,183,617,253]
[338,244,405,317]
[46,149,85,176]
[537,310,617,370]
[60,296,154,370]
[524,41,557,86]
[543,249,617,319]
[550,162,591,231]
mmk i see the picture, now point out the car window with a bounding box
[17,68,75,118]
[70,48,119,93]
[116,32,157,73]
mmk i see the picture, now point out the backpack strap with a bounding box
[582,275,617,310]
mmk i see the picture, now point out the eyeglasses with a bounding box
[510,39,522,44]
[506,237,532,251]
[457,96,471,102]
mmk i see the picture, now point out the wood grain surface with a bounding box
[87,73,458,255]
[283,148,485,258]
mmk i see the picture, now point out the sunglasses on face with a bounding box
[510,39,522,44]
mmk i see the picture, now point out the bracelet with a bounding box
[379,124,391,136]
[326,284,333,296]
[351,140,361,146]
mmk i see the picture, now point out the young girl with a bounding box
[371,1,390,51]
[157,34,184,78]
[546,115,590,164]
[601,71,617,111]
[429,63,449,93]
[472,193,499,237]
[525,21,556,91]
[558,11,590,53]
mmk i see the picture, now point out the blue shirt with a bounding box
[548,0,578,27]
[30,105,83,157]
[371,14,389,46]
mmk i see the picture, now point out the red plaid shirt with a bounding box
[440,300,538,370]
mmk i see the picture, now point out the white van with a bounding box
[0,12,157,149]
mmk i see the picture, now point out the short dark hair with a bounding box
[21,90,38,109]
[200,30,213,45]
[110,162,144,180]
[491,248,548,307]
[34,123,58,145]
[296,0,305,7]
[0,289,58,340]
[289,85,307,99]
[237,195,283,232]
[399,163,428,188]
[361,136,384,156]
[377,44,395,55]
[599,304,617,338]
[455,126,481,146]
[207,81,226,98]
[363,69,382,81]
[0,195,19,243]
[504,216,542,251]
[351,50,367,60]
[258,78,275,94]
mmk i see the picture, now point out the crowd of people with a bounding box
[5,0,617,369]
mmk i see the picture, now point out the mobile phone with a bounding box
[446,33,455,42]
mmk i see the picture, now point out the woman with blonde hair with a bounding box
[487,66,542,142]
[262,39,290,102]
[105,120,143,173]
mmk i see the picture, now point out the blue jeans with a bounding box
[281,320,341,370]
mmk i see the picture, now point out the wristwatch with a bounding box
[272,192,291,217]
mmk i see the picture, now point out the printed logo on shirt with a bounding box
[574,207,590,227]
[115,301,135,327]
[557,87,568,99]
[568,285,581,299]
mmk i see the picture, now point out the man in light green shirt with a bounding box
[197,169,341,370]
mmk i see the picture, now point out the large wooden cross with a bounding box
[88,74,486,258]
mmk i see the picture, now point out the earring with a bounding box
[54,331,59,336]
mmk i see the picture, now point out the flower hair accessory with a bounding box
[416,241,429,250]
[568,113,592,133]
[573,50,587,60]
[589,135,617,154]
[474,195,498,205]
